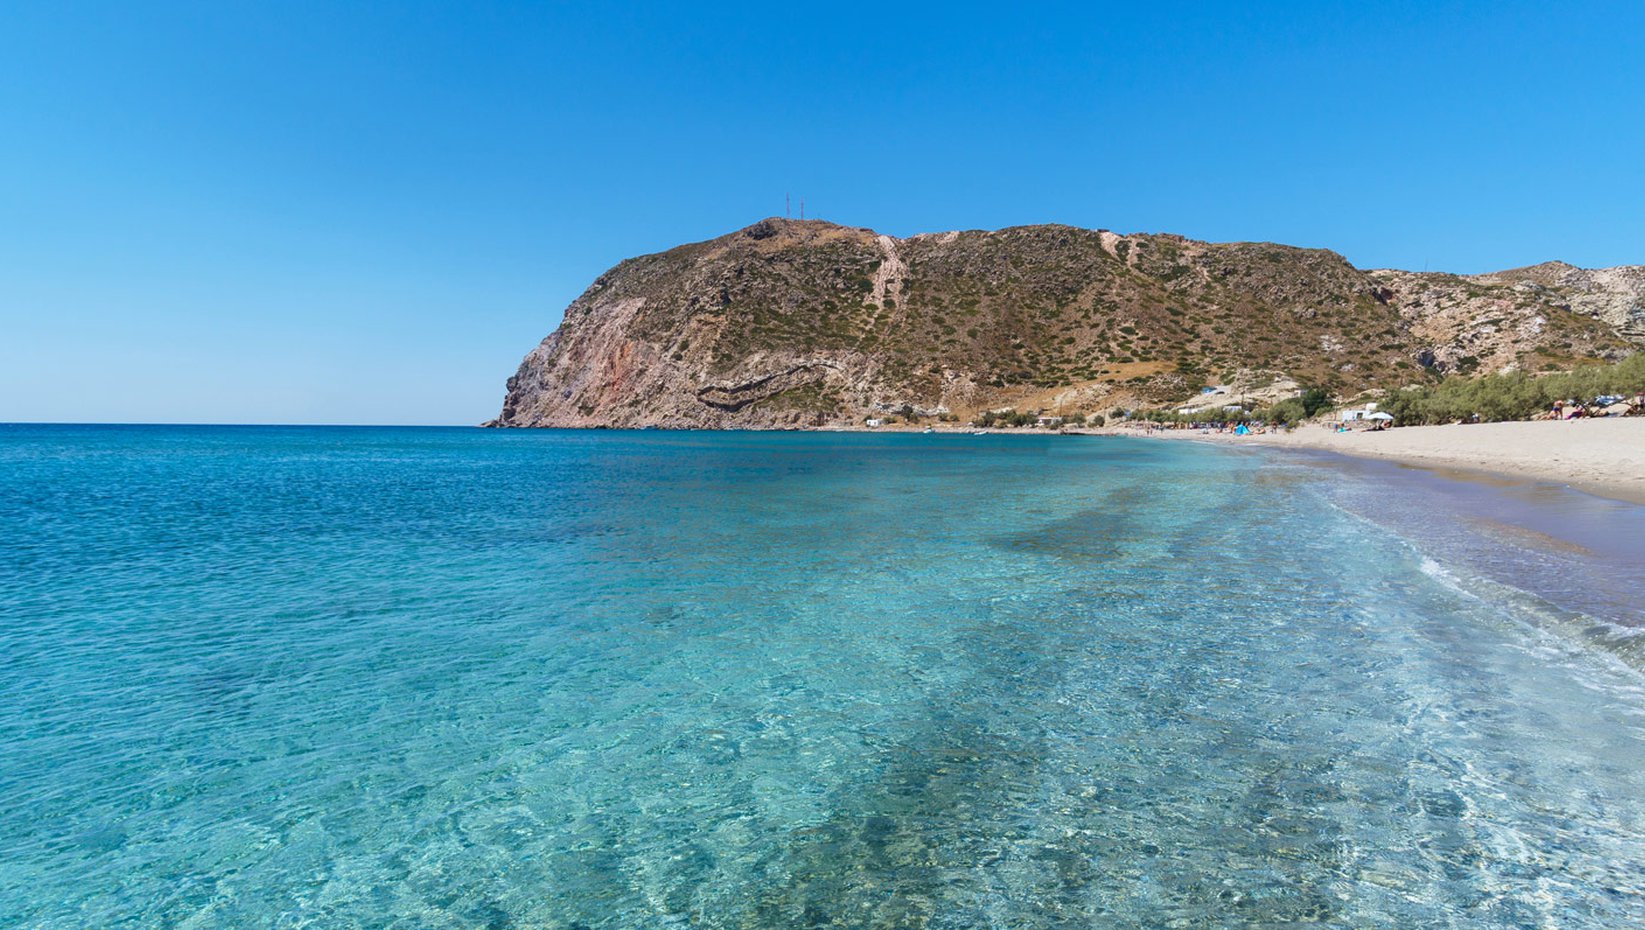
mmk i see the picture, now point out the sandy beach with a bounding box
[1130,418,1645,505]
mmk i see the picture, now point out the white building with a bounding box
[1340,403,1380,422]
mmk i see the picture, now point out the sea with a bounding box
[3,424,1644,929]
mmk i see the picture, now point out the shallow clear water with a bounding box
[3,425,1644,928]
[1278,448,1645,649]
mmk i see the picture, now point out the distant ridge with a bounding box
[489,219,1645,428]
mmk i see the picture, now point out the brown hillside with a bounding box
[490,219,1644,428]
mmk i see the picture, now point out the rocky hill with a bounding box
[488,219,1645,428]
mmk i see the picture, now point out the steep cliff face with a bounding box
[489,219,1644,427]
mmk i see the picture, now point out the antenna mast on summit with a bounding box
[786,194,791,219]
[800,198,805,220]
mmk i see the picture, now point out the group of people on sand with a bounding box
[1542,392,1645,421]
[1135,421,1271,436]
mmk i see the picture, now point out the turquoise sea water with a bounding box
[4,425,1645,928]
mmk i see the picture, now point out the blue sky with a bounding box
[3,1,1641,424]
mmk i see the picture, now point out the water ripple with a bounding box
[1,425,1643,928]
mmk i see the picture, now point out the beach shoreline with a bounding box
[1106,418,1645,505]
[817,417,1645,505]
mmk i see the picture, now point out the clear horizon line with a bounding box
[0,420,484,428]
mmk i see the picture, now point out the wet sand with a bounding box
[1270,448,1645,635]
[1123,418,1645,505]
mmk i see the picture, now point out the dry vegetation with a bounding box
[491,219,1645,428]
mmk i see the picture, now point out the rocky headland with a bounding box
[488,219,1645,428]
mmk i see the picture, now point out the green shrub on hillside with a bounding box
[1300,387,1333,418]
[1263,397,1308,426]
[974,409,1039,428]
[1379,353,1644,424]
